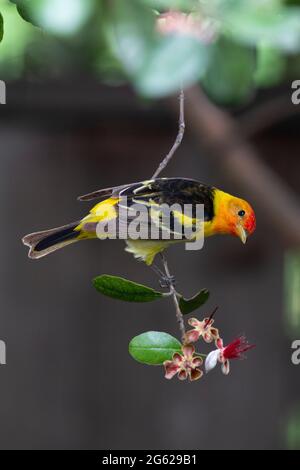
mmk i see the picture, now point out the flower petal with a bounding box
[172,352,183,365]
[190,368,203,381]
[216,338,223,350]
[185,329,200,343]
[164,361,180,380]
[188,318,201,328]
[182,344,195,359]
[203,332,214,343]
[222,360,230,375]
[192,356,203,368]
[205,350,219,373]
[178,369,188,381]
[210,328,219,339]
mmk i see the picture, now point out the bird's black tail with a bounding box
[22,221,81,259]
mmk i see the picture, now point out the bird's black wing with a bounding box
[77,183,130,201]
[116,178,215,240]
[78,179,167,202]
[78,177,215,217]
[119,178,215,222]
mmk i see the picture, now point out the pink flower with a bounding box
[156,11,218,44]
[164,344,203,382]
[185,317,219,344]
[205,336,255,375]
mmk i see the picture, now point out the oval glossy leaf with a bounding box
[129,331,182,365]
[93,275,163,302]
[179,289,209,315]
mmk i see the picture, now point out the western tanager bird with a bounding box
[22,178,256,265]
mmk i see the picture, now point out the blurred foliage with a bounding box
[254,42,286,87]
[0,12,3,42]
[141,0,197,9]
[0,0,300,102]
[202,38,256,104]
[284,250,300,335]
[14,0,97,34]
[222,1,300,53]
[286,406,300,449]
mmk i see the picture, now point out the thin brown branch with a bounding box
[149,89,187,342]
[183,85,300,248]
[152,88,185,179]
[161,253,186,344]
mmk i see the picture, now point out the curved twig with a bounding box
[152,88,185,179]
[161,253,186,343]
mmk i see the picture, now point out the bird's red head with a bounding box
[213,191,256,243]
[227,196,256,243]
[243,205,256,236]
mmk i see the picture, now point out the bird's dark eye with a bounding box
[238,210,245,217]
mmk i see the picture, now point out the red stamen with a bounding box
[223,336,255,360]
[204,306,219,329]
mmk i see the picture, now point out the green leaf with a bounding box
[0,13,3,43]
[202,38,256,105]
[179,289,210,315]
[129,331,182,365]
[93,275,163,302]
[136,35,211,97]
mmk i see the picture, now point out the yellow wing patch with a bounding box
[75,198,119,237]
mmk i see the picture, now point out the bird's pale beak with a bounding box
[236,224,248,244]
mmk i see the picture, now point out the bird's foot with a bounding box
[159,275,176,289]
[151,261,177,290]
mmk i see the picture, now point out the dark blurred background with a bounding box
[0,0,300,450]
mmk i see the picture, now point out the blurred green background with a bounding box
[1,0,300,98]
